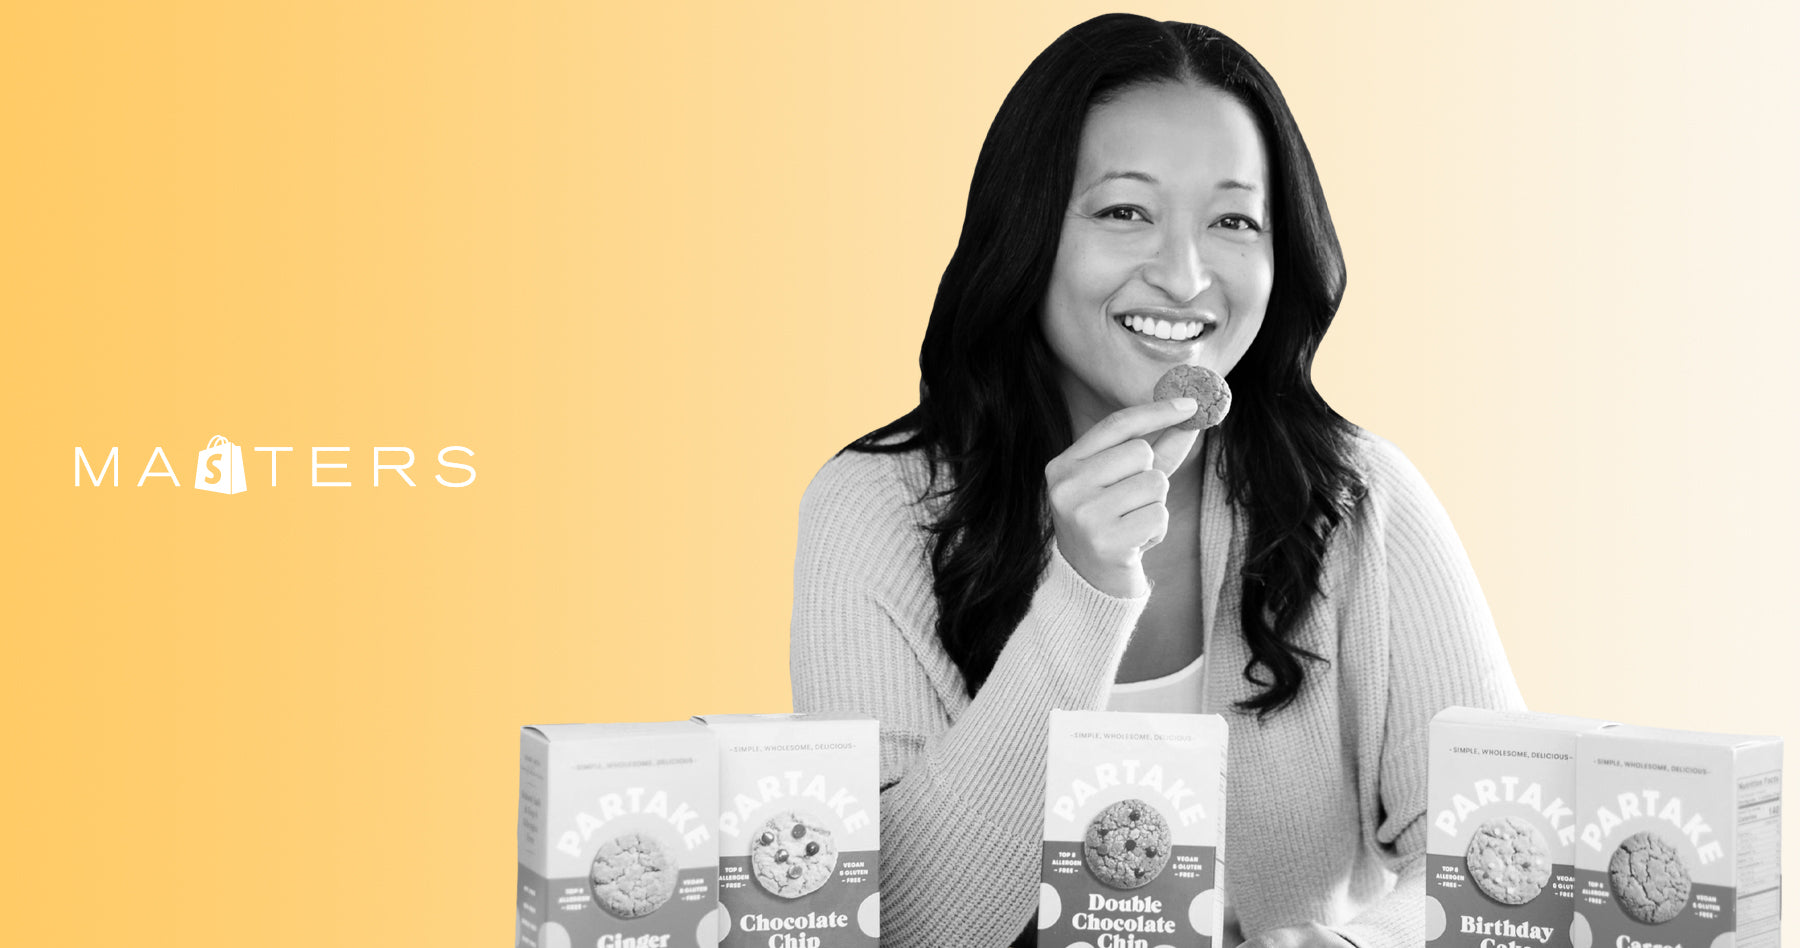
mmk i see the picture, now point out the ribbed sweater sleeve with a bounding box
[789,450,1147,947]
[1333,438,1526,948]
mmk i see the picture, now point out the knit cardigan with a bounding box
[789,430,1525,948]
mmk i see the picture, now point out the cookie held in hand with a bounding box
[1153,364,1231,431]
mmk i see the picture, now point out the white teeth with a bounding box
[1119,315,1208,340]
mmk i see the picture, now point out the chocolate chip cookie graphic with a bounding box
[590,832,679,919]
[1609,832,1691,924]
[750,812,837,899]
[1465,816,1552,905]
[1083,799,1173,890]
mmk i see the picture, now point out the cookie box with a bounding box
[695,713,880,948]
[1575,725,1782,948]
[1038,709,1228,948]
[1425,708,1613,948]
[517,721,721,948]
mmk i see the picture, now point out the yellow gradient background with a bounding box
[2,2,1793,944]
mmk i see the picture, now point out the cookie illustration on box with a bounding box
[1082,798,1173,890]
[1464,816,1552,906]
[749,811,838,899]
[1607,831,1691,924]
[589,831,680,919]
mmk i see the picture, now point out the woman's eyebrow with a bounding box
[1095,169,1159,186]
[1080,170,1263,193]
[1077,169,1158,196]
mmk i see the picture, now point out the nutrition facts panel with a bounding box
[1735,769,1782,948]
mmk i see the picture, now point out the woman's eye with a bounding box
[1098,205,1149,223]
[1215,214,1263,232]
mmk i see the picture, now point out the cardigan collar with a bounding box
[1196,431,1238,715]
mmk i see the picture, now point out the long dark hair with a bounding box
[850,15,1364,717]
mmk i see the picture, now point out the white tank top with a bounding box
[1106,654,1205,713]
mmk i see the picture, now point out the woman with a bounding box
[790,15,1522,948]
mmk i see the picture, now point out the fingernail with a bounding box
[1172,397,1198,413]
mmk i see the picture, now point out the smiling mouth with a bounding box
[1115,313,1210,342]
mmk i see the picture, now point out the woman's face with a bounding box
[1042,80,1274,430]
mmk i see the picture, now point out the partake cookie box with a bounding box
[517,721,721,948]
[1575,726,1782,948]
[1038,709,1228,948]
[695,713,880,947]
[1426,708,1613,948]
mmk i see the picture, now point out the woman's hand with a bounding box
[1045,397,1201,597]
[1237,922,1358,948]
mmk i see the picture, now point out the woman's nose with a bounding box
[1139,228,1212,303]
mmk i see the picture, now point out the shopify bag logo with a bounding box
[195,436,248,495]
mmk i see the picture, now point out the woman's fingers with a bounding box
[1045,396,1200,598]
[1149,423,1202,477]
[1061,468,1169,537]
[1117,498,1171,551]
[1052,438,1157,494]
[1090,469,1170,520]
[1064,397,1199,461]
[1048,462,1172,597]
